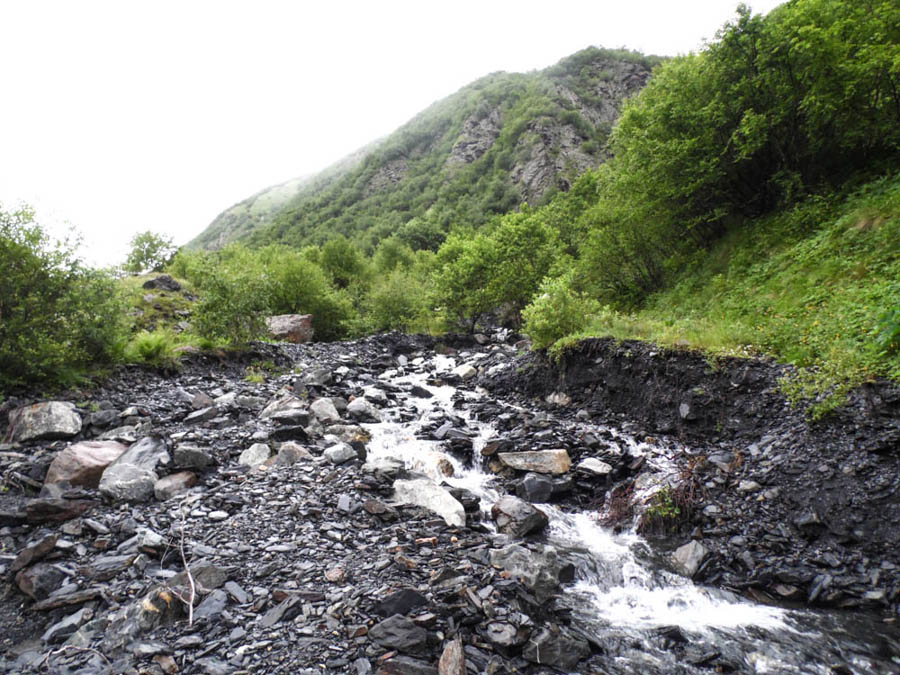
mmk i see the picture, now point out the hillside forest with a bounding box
[2,0,899,417]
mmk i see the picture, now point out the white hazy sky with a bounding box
[0,0,785,266]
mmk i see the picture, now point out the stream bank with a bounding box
[0,332,897,673]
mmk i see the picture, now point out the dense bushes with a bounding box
[0,206,126,391]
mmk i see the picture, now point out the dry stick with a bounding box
[179,503,196,627]
[41,645,111,670]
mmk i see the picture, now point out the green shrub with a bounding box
[522,273,600,349]
[368,269,430,332]
[192,266,271,346]
[0,205,127,392]
[123,230,177,274]
[123,329,180,367]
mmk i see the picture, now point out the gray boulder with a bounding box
[346,397,381,422]
[324,442,357,465]
[393,478,465,527]
[522,627,590,669]
[238,443,271,467]
[498,449,571,475]
[671,540,708,578]
[99,436,169,502]
[491,496,549,536]
[489,544,567,602]
[369,614,427,653]
[310,398,341,423]
[6,402,82,442]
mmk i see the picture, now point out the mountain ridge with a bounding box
[188,46,661,252]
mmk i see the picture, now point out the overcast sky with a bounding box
[0,0,785,266]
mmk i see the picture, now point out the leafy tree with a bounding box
[319,235,371,289]
[124,230,178,274]
[0,205,126,391]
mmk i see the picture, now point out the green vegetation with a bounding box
[123,230,177,274]
[0,205,126,392]
[190,47,659,253]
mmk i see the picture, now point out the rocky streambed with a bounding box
[0,332,898,674]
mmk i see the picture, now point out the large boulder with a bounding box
[99,436,169,502]
[310,398,341,423]
[369,614,428,653]
[491,496,549,537]
[671,540,708,578]
[259,395,310,425]
[6,402,82,442]
[142,274,181,291]
[44,441,128,489]
[489,544,569,602]
[265,314,314,343]
[498,450,571,475]
[522,627,590,669]
[393,478,466,527]
[346,397,381,422]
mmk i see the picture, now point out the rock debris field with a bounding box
[0,332,898,674]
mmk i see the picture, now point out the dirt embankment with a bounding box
[479,338,900,612]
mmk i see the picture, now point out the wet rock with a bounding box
[99,436,169,502]
[452,363,477,381]
[266,313,314,343]
[154,471,197,500]
[671,540,708,578]
[369,614,428,653]
[238,443,271,467]
[522,626,590,669]
[393,478,466,527]
[576,457,613,476]
[311,397,341,423]
[347,397,381,422]
[489,544,566,602]
[142,274,181,291]
[498,449,571,475]
[276,441,313,465]
[324,442,357,465]
[409,385,433,399]
[491,496,549,536]
[6,401,82,442]
[43,440,128,489]
[485,621,530,651]
[173,443,213,469]
[515,472,553,502]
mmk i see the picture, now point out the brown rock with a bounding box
[497,449,571,475]
[25,498,95,523]
[44,441,127,488]
[265,314,314,343]
[153,471,197,501]
[325,567,345,583]
[438,638,466,675]
[10,534,58,573]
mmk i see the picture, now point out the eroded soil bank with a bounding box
[478,337,900,611]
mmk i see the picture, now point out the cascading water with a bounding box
[359,353,900,674]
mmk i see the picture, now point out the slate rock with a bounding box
[577,457,613,476]
[489,544,566,602]
[16,562,67,600]
[276,441,313,466]
[498,450,571,475]
[375,588,429,617]
[10,534,58,573]
[173,444,213,469]
[522,627,590,669]
[379,656,438,675]
[369,614,428,653]
[437,638,466,675]
[194,589,229,621]
[491,496,549,537]
[184,406,219,425]
[347,397,381,422]
[238,443,271,467]
[154,471,197,501]
[393,478,465,527]
[25,498,95,523]
[515,473,554,502]
[324,442,357,465]
[99,436,169,502]
[671,540,708,578]
[7,402,82,442]
[311,397,341,423]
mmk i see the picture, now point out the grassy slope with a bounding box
[563,172,900,415]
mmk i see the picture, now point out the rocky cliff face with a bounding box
[189,47,659,251]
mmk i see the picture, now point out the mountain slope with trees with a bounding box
[188,47,660,253]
